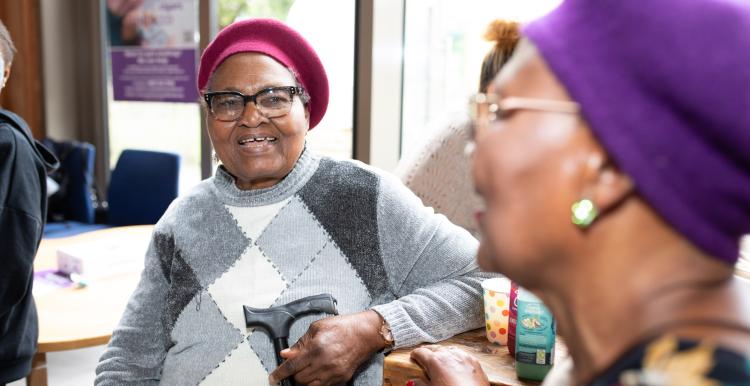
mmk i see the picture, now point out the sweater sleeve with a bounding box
[370,172,496,348]
[95,226,174,385]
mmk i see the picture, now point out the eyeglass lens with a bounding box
[470,97,497,140]
[210,88,294,121]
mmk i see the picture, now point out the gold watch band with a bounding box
[379,319,394,348]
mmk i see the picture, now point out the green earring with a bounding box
[571,198,598,228]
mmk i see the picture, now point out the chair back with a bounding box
[107,149,180,226]
[44,139,97,224]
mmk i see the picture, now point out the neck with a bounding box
[534,203,735,383]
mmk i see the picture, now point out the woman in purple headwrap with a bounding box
[410,0,750,385]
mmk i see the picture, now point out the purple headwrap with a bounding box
[524,0,750,264]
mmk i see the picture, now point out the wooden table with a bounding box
[27,225,153,386]
[384,329,567,386]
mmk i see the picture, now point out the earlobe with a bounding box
[591,161,634,216]
[1,66,10,89]
[571,152,633,229]
[304,104,311,131]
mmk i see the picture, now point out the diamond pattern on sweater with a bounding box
[248,235,372,374]
[177,201,249,288]
[163,248,203,340]
[199,336,270,385]
[256,196,329,282]
[225,198,291,241]
[274,240,372,317]
[208,244,288,332]
[297,159,387,298]
[162,290,242,385]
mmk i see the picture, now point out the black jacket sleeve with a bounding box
[0,111,56,383]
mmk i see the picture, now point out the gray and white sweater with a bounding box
[95,149,489,386]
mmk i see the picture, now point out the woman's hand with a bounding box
[409,345,490,386]
[268,310,387,386]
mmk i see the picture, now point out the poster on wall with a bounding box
[106,0,199,102]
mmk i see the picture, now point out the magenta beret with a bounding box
[524,0,750,264]
[198,18,329,130]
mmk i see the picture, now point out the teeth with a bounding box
[239,137,277,144]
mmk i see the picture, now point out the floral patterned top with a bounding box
[590,335,750,386]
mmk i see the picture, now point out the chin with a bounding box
[476,242,504,273]
[479,242,533,280]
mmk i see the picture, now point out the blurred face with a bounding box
[206,53,309,190]
[471,41,601,285]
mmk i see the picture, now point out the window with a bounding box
[104,0,355,197]
[399,0,562,160]
[218,0,355,161]
[104,0,203,194]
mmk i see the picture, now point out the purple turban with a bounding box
[524,0,750,264]
[198,18,329,130]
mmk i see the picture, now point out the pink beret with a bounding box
[198,18,329,130]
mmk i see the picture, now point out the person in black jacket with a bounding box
[0,19,58,384]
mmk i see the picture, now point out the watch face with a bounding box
[380,324,394,345]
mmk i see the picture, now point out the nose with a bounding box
[238,101,268,127]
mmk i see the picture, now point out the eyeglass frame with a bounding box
[468,93,581,140]
[203,86,305,122]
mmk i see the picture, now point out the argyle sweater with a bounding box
[95,149,489,385]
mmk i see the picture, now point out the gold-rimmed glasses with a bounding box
[467,94,581,142]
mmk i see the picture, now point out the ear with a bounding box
[304,103,311,131]
[583,152,634,216]
[1,66,10,88]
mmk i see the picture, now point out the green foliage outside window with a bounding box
[218,0,296,29]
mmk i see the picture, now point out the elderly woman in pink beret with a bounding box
[95,18,490,386]
[410,0,750,385]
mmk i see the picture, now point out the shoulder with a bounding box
[0,121,23,148]
[304,156,420,203]
[301,157,382,196]
[0,123,37,167]
[313,156,381,181]
[598,335,750,384]
[153,178,216,230]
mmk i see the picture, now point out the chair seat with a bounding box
[43,222,111,239]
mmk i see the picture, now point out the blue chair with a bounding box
[106,149,180,226]
[43,139,97,223]
[43,140,107,238]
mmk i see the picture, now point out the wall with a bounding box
[0,0,45,138]
[40,0,78,140]
[40,0,110,192]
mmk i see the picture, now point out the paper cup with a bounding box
[482,277,510,345]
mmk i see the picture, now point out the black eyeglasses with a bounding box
[203,86,305,122]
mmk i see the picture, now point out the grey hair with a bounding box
[0,19,16,66]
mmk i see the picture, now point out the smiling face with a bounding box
[471,41,606,286]
[206,52,309,190]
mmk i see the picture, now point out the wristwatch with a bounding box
[378,318,394,349]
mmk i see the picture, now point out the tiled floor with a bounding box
[8,345,105,386]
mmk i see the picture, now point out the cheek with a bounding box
[278,104,309,138]
[207,120,232,142]
[472,127,578,271]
